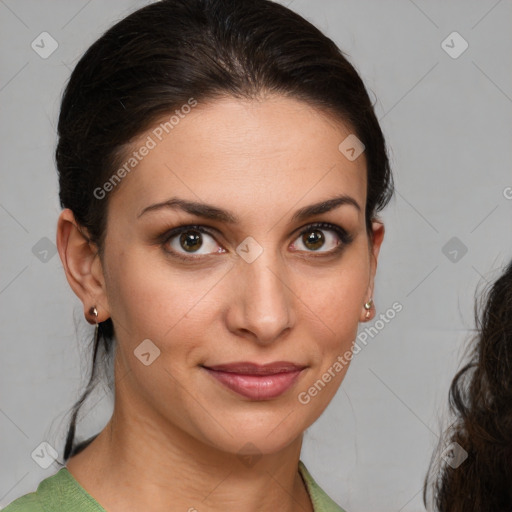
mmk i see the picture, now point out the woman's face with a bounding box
[90,94,383,456]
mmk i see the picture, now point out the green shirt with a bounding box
[2,461,346,511]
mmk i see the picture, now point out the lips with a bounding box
[202,361,306,400]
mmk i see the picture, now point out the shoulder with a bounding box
[298,460,348,512]
[2,468,69,512]
[1,492,44,512]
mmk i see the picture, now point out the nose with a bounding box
[225,249,295,346]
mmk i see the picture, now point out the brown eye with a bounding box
[179,230,203,252]
[302,229,325,251]
[163,225,225,260]
[291,222,349,255]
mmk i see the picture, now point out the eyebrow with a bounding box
[137,194,361,223]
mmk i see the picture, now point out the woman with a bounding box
[3,0,393,510]
[424,259,512,511]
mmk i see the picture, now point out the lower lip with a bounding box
[203,368,303,400]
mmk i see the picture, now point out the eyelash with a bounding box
[158,222,353,262]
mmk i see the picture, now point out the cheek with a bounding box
[297,256,369,341]
[104,248,224,346]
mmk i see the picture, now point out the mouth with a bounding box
[201,361,307,400]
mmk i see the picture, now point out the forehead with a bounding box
[107,95,367,224]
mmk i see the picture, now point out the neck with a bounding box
[66,391,313,512]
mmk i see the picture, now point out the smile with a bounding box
[202,361,306,400]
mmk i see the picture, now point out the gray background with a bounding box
[1,1,511,511]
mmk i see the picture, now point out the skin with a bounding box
[57,94,384,512]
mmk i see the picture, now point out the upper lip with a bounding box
[203,361,306,375]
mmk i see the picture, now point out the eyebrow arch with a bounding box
[137,194,361,223]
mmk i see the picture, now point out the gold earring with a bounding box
[88,306,98,322]
[88,306,99,345]
[364,299,373,319]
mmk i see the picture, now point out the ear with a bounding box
[360,220,385,322]
[56,208,110,324]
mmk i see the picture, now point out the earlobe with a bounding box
[364,298,373,320]
[56,209,110,322]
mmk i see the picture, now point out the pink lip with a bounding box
[202,361,306,400]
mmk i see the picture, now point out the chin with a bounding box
[192,407,310,459]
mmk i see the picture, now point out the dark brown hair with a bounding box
[56,0,394,463]
[424,259,512,511]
